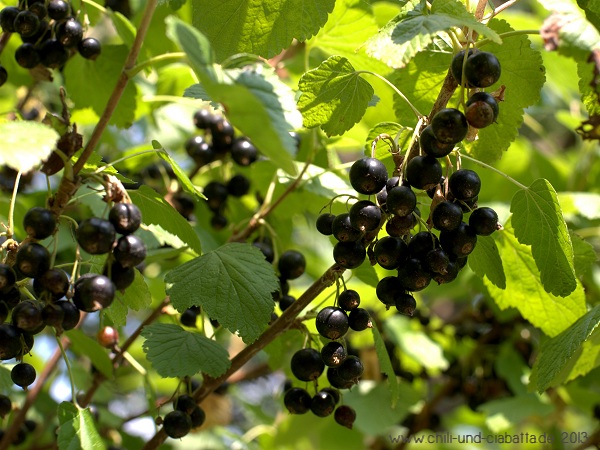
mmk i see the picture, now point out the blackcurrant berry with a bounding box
[338,289,360,311]
[47,0,70,21]
[432,260,460,285]
[395,293,417,316]
[397,258,431,292]
[348,308,371,331]
[106,261,135,291]
[23,207,56,240]
[38,39,69,69]
[386,212,417,237]
[349,157,388,195]
[431,200,463,232]
[14,10,40,38]
[469,207,499,236]
[278,250,306,280]
[203,181,229,212]
[252,238,274,263]
[189,405,206,428]
[405,155,442,190]
[0,65,7,87]
[28,3,47,19]
[210,117,235,155]
[185,136,215,167]
[334,405,356,429]
[321,341,347,367]
[448,169,481,201]
[193,110,217,130]
[327,367,355,389]
[109,203,142,235]
[230,137,258,166]
[450,49,474,85]
[386,185,416,217]
[11,362,36,388]
[431,108,469,144]
[321,387,341,405]
[41,303,64,328]
[0,264,16,293]
[311,391,336,417]
[279,294,295,311]
[332,213,362,242]
[376,276,404,307]
[76,217,116,255]
[316,306,349,340]
[226,174,250,197]
[374,236,409,270]
[349,200,381,232]
[113,235,147,268]
[316,213,336,236]
[56,301,80,330]
[55,17,83,48]
[180,308,198,327]
[173,394,196,415]
[284,387,312,414]
[0,394,11,418]
[420,125,454,158]
[0,6,19,32]
[464,51,501,88]
[333,241,366,269]
[15,43,40,69]
[162,410,192,439]
[16,242,50,279]
[337,355,364,381]
[425,247,450,274]
[11,300,43,334]
[291,348,325,382]
[78,37,102,60]
[73,274,115,312]
[440,222,478,257]
[407,231,439,260]
[465,92,499,129]
[0,324,23,360]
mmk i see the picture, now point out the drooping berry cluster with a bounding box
[162,394,206,439]
[0,0,101,86]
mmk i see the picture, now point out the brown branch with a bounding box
[141,263,345,450]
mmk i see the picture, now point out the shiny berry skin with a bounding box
[189,405,206,428]
[284,387,312,414]
[106,261,135,291]
[203,181,229,212]
[386,186,416,216]
[76,217,116,254]
[450,49,475,85]
[320,341,347,367]
[0,324,22,360]
[0,6,19,32]
[440,222,478,258]
[465,92,499,129]
[464,51,501,88]
[316,213,336,236]
[374,236,409,270]
[431,201,463,232]
[38,39,69,68]
[226,174,250,197]
[279,294,295,311]
[97,326,119,348]
[14,10,40,38]
[338,289,360,311]
[230,137,258,166]
[408,231,440,260]
[113,235,146,268]
[433,260,460,285]
[405,155,442,190]
[55,18,83,48]
[419,125,454,158]
[376,276,404,307]
[41,303,65,328]
[397,258,431,292]
[56,301,80,330]
[193,110,217,130]
[210,117,235,154]
[386,213,417,237]
[311,391,337,417]
[180,308,198,327]
[316,306,349,340]
[11,363,36,388]
[23,207,56,240]
[349,157,388,195]
[173,394,196,415]
[334,405,356,429]
[332,213,361,242]
[16,242,51,279]
[425,248,450,274]
[47,0,70,20]
[11,300,43,334]
[278,250,306,280]
[73,274,115,312]
[431,108,469,144]
[15,43,40,69]
[291,348,325,382]
[333,241,366,269]
[78,37,102,60]
[448,169,481,201]
[395,293,417,316]
[109,203,142,235]
[28,3,47,20]
[337,355,364,381]
[0,264,16,293]
[185,136,215,167]
[348,308,371,331]
[349,200,381,232]
[252,238,274,263]
[327,367,355,389]
[469,207,499,236]
[162,410,192,439]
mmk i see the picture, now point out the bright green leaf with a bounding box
[479,395,553,432]
[65,329,113,379]
[353,259,380,288]
[0,121,59,173]
[531,305,600,393]
[165,243,279,343]
[371,321,400,407]
[484,220,586,337]
[510,179,576,297]
[571,231,597,277]
[107,11,136,47]
[468,234,506,289]
[154,142,205,201]
[141,323,231,378]
[298,56,375,136]
[128,185,202,255]
[105,270,152,326]
[191,0,336,61]
[57,403,106,450]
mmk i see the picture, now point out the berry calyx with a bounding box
[395,293,417,316]
[321,341,347,367]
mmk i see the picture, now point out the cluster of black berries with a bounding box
[267,247,306,312]
[202,174,251,230]
[0,0,101,85]
[317,49,502,316]
[0,395,37,446]
[161,394,206,439]
[74,202,145,311]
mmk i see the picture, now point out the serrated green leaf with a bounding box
[510,179,576,297]
[105,270,152,326]
[57,403,106,450]
[128,185,202,255]
[141,323,231,378]
[64,46,137,128]
[298,56,374,136]
[107,10,136,47]
[191,0,335,61]
[183,83,211,101]
[531,305,600,393]
[153,142,205,201]
[484,220,586,337]
[571,231,597,277]
[65,329,113,379]
[464,19,546,161]
[468,234,506,289]
[165,243,279,343]
[371,321,400,407]
[0,121,59,173]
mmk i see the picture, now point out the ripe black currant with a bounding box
[15,43,40,69]
[193,110,217,130]
[450,49,474,85]
[203,181,229,212]
[465,92,499,129]
[278,250,306,280]
[109,203,142,235]
[333,240,366,269]
[337,355,364,381]
[189,405,206,428]
[334,405,357,429]
[290,348,325,382]
[55,17,83,48]
[431,201,463,232]
[230,137,258,166]
[395,293,417,316]
[316,306,349,340]
[431,108,469,144]
[440,222,478,258]
[316,213,336,236]
[73,274,115,312]
[78,37,102,60]
[464,51,501,88]
[386,212,417,237]
[14,10,40,38]
[11,300,43,334]
[0,263,16,293]
[23,207,56,240]
[0,394,11,418]
[47,0,71,21]
[321,387,341,405]
[310,391,336,417]
[252,237,274,263]
[76,217,116,255]
[0,324,22,360]
[433,260,460,285]
[386,185,416,216]
[327,367,355,389]
[349,200,381,232]
[185,136,215,167]
[11,363,36,389]
[41,303,64,328]
[338,289,360,311]
[38,39,69,68]
[419,125,454,158]
[469,207,499,236]
[162,410,192,439]
[321,341,347,367]
[210,117,235,155]
[376,276,404,307]
[106,261,135,291]
[16,242,51,279]
[405,155,442,190]
[374,236,409,270]
[180,308,198,327]
[284,387,312,414]
[114,235,147,268]
[348,308,371,331]
[0,65,7,87]
[226,174,250,197]
[425,248,450,274]
[173,395,196,415]
[349,157,388,195]
[448,169,481,201]
[397,258,431,292]
[279,294,295,311]
[56,301,80,330]
[407,231,439,260]
[0,6,19,32]
[332,213,362,242]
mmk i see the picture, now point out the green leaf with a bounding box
[105,270,152,326]
[479,395,553,432]
[484,220,586,337]
[141,323,231,378]
[153,141,205,201]
[558,192,600,219]
[371,321,400,407]
[0,121,59,173]
[191,0,336,61]
[571,231,597,277]
[578,0,600,32]
[57,403,106,450]
[468,234,506,289]
[128,185,202,255]
[158,0,186,10]
[352,259,380,288]
[165,243,279,343]
[64,45,137,128]
[65,329,113,379]
[298,56,375,136]
[510,179,576,297]
[531,305,600,393]
[107,11,136,47]
[464,19,546,161]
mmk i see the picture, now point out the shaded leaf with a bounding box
[0,121,59,173]
[371,321,400,407]
[57,403,105,450]
[153,141,205,201]
[468,234,506,289]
